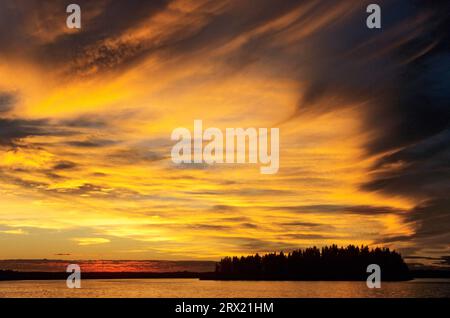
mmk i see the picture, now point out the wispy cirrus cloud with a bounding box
[0,0,448,261]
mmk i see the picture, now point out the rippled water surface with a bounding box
[1,278,449,298]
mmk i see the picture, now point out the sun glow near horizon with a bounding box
[0,0,448,264]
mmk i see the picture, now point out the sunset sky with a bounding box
[0,0,449,266]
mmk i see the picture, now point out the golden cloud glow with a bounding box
[1,0,442,261]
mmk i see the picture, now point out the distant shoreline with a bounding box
[1,269,449,281]
[0,270,201,281]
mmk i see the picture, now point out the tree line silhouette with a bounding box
[209,245,411,281]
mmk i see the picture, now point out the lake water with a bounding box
[1,278,449,298]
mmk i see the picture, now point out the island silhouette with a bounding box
[202,245,412,281]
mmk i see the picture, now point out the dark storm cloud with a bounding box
[0,92,16,113]
[0,90,50,145]
[241,223,259,229]
[108,148,168,163]
[362,129,450,200]
[188,224,231,231]
[405,199,450,243]
[355,2,449,255]
[43,182,145,199]
[0,170,49,190]
[53,161,77,170]
[277,1,450,244]
[0,0,321,76]
[214,217,251,223]
[278,222,335,231]
[0,0,171,74]
[216,236,300,253]
[184,188,293,197]
[0,118,64,146]
[0,114,113,147]
[375,198,450,254]
[212,205,238,212]
[270,0,450,160]
[162,0,303,58]
[61,115,108,128]
[279,221,325,227]
[279,233,331,240]
[268,204,405,215]
[234,0,450,255]
[65,138,117,148]
[170,0,449,212]
[0,91,107,147]
[0,92,52,146]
